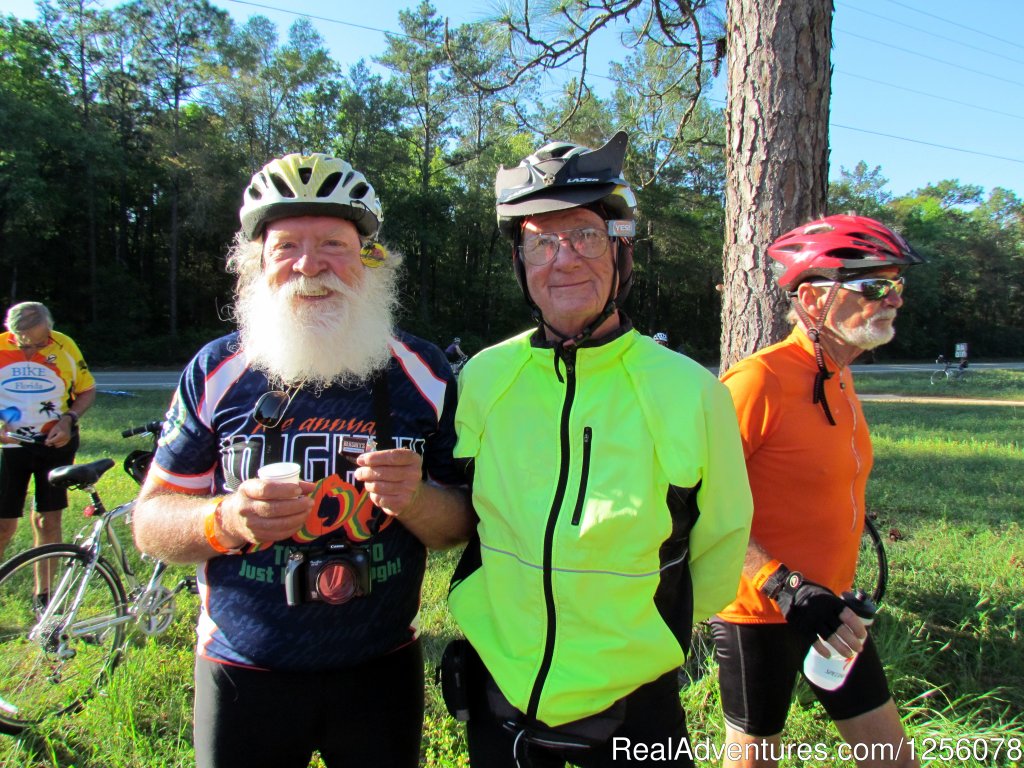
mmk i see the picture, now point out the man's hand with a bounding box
[776,573,867,657]
[44,418,73,448]
[354,448,424,519]
[218,479,315,546]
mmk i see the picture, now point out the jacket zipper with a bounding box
[570,427,593,526]
[527,349,577,720]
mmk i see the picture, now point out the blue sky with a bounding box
[5,0,1022,199]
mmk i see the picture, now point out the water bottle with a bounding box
[802,589,877,691]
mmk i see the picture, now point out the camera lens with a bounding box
[316,562,358,605]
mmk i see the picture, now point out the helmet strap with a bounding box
[793,282,842,426]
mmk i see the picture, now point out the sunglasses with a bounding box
[808,276,905,301]
[518,227,611,266]
[252,386,300,429]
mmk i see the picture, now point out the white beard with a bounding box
[236,267,398,389]
[830,311,897,351]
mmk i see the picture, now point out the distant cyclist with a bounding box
[445,337,467,365]
[653,332,669,346]
[715,214,923,768]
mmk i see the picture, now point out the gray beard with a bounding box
[831,315,897,351]
[236,268,399,389]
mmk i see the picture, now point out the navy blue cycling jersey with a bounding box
[150,330,462,671]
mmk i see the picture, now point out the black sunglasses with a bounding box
[808,276,905,301]
[252,387,300,429]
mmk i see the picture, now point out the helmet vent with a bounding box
[316,172,342,198]
[246,185,262,201]
[269,173,295,198]
[298,166,313,184]
[349,182,369,200]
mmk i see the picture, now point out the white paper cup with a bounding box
[257,462,301,484]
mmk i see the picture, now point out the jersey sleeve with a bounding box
[62,334,96,395]
[423,366,466,487]
[720,356,781,460]
[149,357,220,495]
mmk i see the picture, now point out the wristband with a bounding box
[62,411,79,426]
[756,561,791,601]
[203,498,245,556]
[752,559,782,592]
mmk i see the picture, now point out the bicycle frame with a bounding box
[35,483,172,645]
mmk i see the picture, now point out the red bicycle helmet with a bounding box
[767,215,923,291]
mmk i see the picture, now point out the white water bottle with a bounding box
[802,589,877,691]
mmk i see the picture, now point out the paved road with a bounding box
[92,361,1024,391]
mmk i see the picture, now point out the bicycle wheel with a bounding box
[930,370,947,385]
[854,516,888,606]
[0,544,128,734]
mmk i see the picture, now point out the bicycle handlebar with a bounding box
[121,421,164,439]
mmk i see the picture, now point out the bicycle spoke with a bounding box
[0,546,127,734]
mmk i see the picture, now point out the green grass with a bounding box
[1,384,1023,767]
[854,368,1024,400]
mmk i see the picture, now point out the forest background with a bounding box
[2,0,1023,366]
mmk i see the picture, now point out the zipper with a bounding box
[527,348,576,720]
[570,427,593,526]
[842,369,861,530]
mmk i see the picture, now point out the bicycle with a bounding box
[450,354,469,378]
[679,515,888,686]
[930,354,972,385]
[0,421,196,735]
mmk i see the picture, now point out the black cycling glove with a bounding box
[761,565,846,645]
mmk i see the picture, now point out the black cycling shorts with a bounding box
[0,434,79,519]
[711,619,891,737]
[193,640,424,768]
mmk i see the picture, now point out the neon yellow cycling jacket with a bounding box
[449,327,752,727]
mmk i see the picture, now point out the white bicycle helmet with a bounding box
[653,332,668,343]
[240,153,383,240]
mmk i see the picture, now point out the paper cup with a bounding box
[257,462,301,484]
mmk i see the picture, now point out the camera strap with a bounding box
[367,366,393,536]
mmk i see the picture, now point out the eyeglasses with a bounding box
[15,337,51,352]
[518,227,611,266]
[808,276,905,301]
[252,386,300,429]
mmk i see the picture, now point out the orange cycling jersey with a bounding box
[718,328,872,624]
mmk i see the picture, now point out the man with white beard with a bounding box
[133,153,473,768]
[713,215,923,768]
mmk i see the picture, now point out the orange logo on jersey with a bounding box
[291,473,391,543]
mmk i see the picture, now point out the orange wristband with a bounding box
[203,498,245,556]
[752,559,783,593]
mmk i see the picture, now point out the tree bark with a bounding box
[720,0,833,371]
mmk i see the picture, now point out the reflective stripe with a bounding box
[389,337,446,420]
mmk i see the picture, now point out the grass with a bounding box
[1,381,1023,767]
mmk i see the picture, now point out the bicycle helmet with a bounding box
[769,215,922,427]
[767,214,923,291]
[495,132,638,348]
[653,332,668,343]
[240,153,384,240]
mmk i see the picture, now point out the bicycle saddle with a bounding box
[48,458,117,489]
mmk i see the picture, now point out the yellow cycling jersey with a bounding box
[0,330,95,439]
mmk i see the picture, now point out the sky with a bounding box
[4,0,1022,199]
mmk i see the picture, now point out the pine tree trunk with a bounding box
[720,0,833,371]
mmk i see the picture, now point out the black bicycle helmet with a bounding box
[495,131,638,347]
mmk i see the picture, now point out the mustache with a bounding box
[277,273,354,299]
